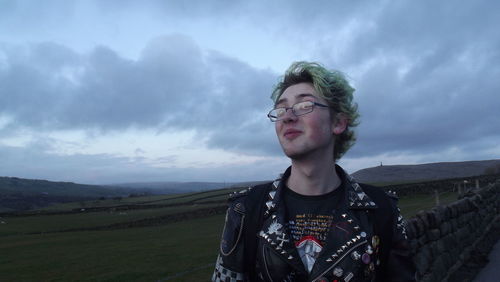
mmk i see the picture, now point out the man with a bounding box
[212,62,416,281]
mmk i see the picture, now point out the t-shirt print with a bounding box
[288,213,333,272]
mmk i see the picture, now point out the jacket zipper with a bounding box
[262,244,275,282]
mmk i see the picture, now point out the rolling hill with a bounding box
[351,159,500,184]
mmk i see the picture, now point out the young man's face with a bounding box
[274,82,337,160]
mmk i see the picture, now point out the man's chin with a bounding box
[282,148,307,160]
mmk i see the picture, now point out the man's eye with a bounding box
[297,102,312,110]
[275,108,286,116]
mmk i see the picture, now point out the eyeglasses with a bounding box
[267,101,330,122]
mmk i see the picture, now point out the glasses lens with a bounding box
[268,108,284,121]
[293,101,314,116]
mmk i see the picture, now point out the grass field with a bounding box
[0,189,458,281]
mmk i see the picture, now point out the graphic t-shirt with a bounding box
[283,185,343,273]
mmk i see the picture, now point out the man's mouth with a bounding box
[284,129,302,139]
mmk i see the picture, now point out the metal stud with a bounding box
[280,250,286,255]
[271,214,277,219]
[341,214,347,218]
[326,258,333,262]
[288,255,293,260]
[351,251,361,261]
[269,190,276,199]
[354,226,360,230]
[265,201,275,209]
[347,219,353,223]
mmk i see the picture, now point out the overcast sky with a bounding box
[1,0,499,184]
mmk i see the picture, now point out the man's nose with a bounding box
[282,108,298,123]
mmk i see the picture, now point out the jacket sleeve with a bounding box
[212,190,249,282]
[385,193,417,282]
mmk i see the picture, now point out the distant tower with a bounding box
[380,162,383,167]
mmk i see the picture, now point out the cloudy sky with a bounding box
[1,0,499,184]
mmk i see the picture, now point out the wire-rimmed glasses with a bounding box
[267,101,329,122]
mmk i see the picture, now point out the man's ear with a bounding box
[332,114,348,135]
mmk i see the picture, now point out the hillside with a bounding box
[0,176,256,212]
[109,181,233,194]
[351,159,500,184]
[0,177,125,212]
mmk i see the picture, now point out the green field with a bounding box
[0,189,457,281]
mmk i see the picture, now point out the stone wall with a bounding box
[404,180,499,282]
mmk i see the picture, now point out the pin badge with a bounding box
[362,253,371,264]
[372,235,380,248]
[333,267,343,277]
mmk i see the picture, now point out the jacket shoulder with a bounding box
[227,182,273,214]
[359,183,399,212]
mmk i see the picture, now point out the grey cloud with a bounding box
[0,35,281,156]
[311,1,500,160]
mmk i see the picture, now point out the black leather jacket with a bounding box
[212,166,416,281]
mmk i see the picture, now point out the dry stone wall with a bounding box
[404,181,499,282]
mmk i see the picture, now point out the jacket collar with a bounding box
[265,165,378,213]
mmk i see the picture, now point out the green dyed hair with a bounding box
[271,61,360,161]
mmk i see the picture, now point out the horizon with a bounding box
[2,158,499,186]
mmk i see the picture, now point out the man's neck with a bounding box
[286,158,341,196]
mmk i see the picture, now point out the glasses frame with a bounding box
[267,100,330,122]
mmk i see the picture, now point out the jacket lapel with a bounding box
[258,176,307,273]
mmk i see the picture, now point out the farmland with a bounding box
[0,187,459,281]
